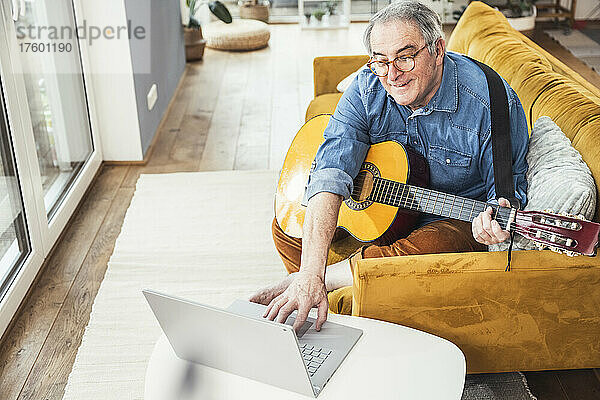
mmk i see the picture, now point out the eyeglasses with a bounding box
[367,44,430,77]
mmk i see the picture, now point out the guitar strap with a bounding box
[467,57,519,270]
[467,57,519,209]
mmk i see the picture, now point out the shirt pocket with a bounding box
[428,145,473,193]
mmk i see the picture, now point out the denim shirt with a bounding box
[302,51,529,227]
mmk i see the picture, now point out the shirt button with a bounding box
[446,158,451,164]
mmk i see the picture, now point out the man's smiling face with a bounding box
[369,20,445,110]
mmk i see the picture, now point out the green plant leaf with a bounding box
[209,1,233,23]
[188,17,201,29]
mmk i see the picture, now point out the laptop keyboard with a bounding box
[300,343,332,376]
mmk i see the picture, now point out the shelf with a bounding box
[300,21,350,29]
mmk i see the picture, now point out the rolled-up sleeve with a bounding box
[301,76,371,206]
[480,87,529,208]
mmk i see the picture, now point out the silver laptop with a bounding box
[143,289,362,397]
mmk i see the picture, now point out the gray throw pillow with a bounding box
[489,116,596,252]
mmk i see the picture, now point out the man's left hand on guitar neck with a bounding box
[472,197,512,245]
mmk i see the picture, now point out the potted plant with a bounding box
[313,9,325,24]
[183,0,232,61]
[477,0,537,31]
[304,11,312,25]
[239,0,270,23]
[501,0,537,31]
[325,1,340,26]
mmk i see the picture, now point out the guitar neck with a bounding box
[366,177,513,228]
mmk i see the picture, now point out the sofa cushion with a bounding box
[490,116,596,251]
[466,35,553,86]
[448,3,552,68]
[305,93,342,121]
[531,77,600,142]
[336,64,367,93]
[447,2,513,55]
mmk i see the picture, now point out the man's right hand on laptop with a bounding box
[263,271,328,332]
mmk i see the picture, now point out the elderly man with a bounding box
[250,1,529,332]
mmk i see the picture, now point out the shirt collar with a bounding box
[427,54,458,113]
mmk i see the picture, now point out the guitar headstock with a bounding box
[514,210,600,256]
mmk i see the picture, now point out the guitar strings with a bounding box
[353,176,580,251]
[365,177,513,227]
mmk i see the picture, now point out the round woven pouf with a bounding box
[204,20,270,51]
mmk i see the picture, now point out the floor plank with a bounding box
[0,166,127,400]
[17,188,134,400]
[198,51,250,171]
[234,47,272,171]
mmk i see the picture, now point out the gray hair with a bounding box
[363,1,443,56]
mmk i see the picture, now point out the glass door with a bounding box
[13,0,95,218]
[0,82,30,304]
[0,0,102,253]
[0,0,102,335]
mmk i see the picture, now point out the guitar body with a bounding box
[275,114,429,243]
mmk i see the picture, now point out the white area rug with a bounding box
[545,29,600,72]
[63,170,536,399]
[62,170,285,399]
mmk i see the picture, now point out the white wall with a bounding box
[79,0,143,161]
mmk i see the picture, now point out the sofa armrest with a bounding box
[313,55,369,98]
[351,250,600,372]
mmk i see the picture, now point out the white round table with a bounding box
[145,314,465,399]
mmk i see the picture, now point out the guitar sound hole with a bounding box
[351,170,375,202]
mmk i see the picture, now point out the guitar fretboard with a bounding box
[363,177,514,229]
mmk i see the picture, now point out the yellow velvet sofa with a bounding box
[311,2,600,373]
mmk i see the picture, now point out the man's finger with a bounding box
[293,305,310,332]
[263,294,283,317]
[266,297,287,321]
[474,213,492,244]
[315,298,328,331]
[472,215,482,240]
[491,219,509,242]
[481,207,494,234]
[276,303,297,324]
[498,197,511,208]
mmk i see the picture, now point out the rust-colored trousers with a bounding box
[272,217,486,274]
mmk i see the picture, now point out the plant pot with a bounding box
[184,27,207,61]
[505,5,536,32]
[240,4,269,23]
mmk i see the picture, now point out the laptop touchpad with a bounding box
[283,316,313,338]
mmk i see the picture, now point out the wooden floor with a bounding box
[1,23,600,400]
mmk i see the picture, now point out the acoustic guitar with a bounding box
[275,114,600,256]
